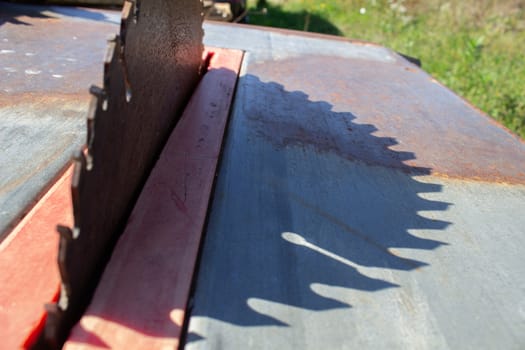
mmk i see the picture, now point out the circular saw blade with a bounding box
[42,0,204,348]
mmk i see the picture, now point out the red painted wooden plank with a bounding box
[0,167,73,349]
[64,47,243,349]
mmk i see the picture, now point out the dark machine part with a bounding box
[40,0,204,348]
[203,0,247,22]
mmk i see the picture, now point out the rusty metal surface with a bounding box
[186,23,525,349]
[38,0,204,347]
[2,6,525,348]
[202,23,525,184]
[247,56,525,184]
[0,3,119,239]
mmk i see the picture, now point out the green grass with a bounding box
[247,0,525,139]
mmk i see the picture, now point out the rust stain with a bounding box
[246,56,525,184]
[0,92,90,107]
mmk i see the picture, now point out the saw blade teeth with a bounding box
[71,151,85,232]
[118,32,133,104]
[89,84,107,111]
[86,96,97,171]
[43,303,62,347]
[102,35,115,106]
[56,223,74,302]
[45,0,205,347]
[104,35,117,93]
[88,85,105,97]
[86,36,117,171]
[120,1,132,46]
[56,223,78,303]
[53,155,85,322]
[57,232,71,299]
[103,39,117,101]
[121,0,132,21]
[117,5,133,105]
[133,0,141,23]
[104,36,116,65]
[57,225,74,241]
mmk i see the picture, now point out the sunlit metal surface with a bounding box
[0,3,118,238]
[186,23,525,349]
[1,6,524,348]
